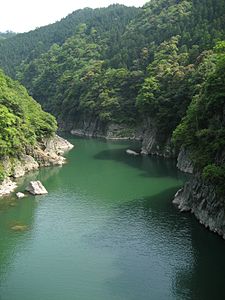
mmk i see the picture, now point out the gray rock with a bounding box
[140,118,174,158]
[173,176,225,239]
[26,181,48,195]
[176,147,193,173]
[43,134,74,155]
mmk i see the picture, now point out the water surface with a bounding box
[0,137,225,300]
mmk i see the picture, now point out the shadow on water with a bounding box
[81,186,225,300]
[94,148,184,179]
[81,187,188,300]
[174,221,225,300]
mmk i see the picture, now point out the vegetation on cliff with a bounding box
[173,42,225,193]
[0,69,57,180]
[0,1,224,194]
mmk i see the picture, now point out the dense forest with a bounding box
[0,5,138,76]
[0,0,224,194]
[0,31,16,40]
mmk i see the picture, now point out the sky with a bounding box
[0,0,147,33]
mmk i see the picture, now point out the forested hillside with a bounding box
[0,69,57,180]
[0,0,224,195]
[0,31,16,40]
[0,5,138,76]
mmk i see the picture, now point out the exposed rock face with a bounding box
[33,134,74,167]
[68,115,175,158]
[0,178,17,197]
[70,118,142,140]
[177,147,193,173]
[26,180,48,195]
[141,119,174,158]
[67,115,106,138]
[13,155,39,178]
[43,134,74,155]
[0,134,73,197]
[173,176,225,239]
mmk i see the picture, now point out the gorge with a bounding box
[0,0,225,298]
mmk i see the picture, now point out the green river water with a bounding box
[0,136,225,300]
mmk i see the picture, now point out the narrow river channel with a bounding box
[0,137,225,300]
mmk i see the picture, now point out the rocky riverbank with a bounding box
[67,119,225,239]
[0,135,73,197]
[69,118,174,158]
[173,147,225,239]
[173,175,225,239]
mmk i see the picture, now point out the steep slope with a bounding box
[0,5,139,77]
[0,69,72,195]
[0,1,224,235]
[173,42,225,237]
[14,1,225,147]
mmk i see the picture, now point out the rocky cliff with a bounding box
[173,146,225,239]
[140,119,175,158]
[0,135,73,197]
[62,116,225,239]
[173,175,225,239]
[67,115,143,140]
[68,116,175,158]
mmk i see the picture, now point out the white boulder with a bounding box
[16,192,26,199]
[26,181,48,195]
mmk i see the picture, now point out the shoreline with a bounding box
[0,134,73,198]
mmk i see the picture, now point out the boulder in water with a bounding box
[16,192,25,199]
[126,149,139,156]
[26,181,48,195]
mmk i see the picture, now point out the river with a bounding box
[0,136,225,300]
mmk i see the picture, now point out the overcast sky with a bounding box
[0,0,147,33]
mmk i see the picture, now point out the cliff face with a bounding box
[140,119,174,158]
[63,117,225,239]
[67,115,143,140]
[173,147,225,239]
[0,135,73,197]
[173,175,225,239]
[68,116,174,157]
[176,147,193,174]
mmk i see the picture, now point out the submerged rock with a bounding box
[126,149,139,156]
[16,192,25,199]
[26,181,48,195]
[11,224,28,232]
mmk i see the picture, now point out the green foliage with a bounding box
[137,36,194,139]
[203,164,225,194]
[0,5,139,77]
[10,0,225,143]
[0,31,16,40]
[0,0,225,197]
[0,162,5,181]
[0,69,57,158]
[203,164,225,183]
[172,42,225,194]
